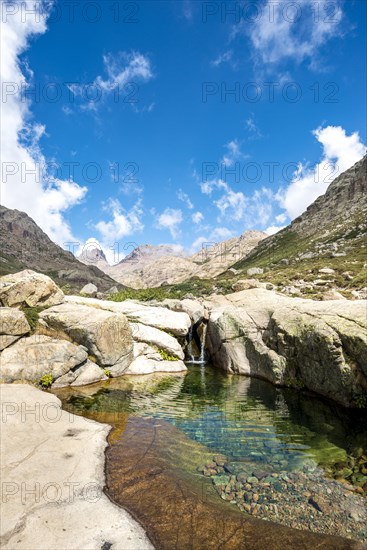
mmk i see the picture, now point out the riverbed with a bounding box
[53,364,367,546]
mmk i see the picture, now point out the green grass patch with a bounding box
[22,306,45,333]
[158,349,179,361]
[39,373,53,388]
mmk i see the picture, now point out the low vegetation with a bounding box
[157,349,179,361]
[39,373,53,388]
[22,306,45,333]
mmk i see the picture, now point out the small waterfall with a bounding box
[199,323,207,363]
[187,326,195,363]
[186,320,207,365]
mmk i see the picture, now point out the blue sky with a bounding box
[1,0,366,263]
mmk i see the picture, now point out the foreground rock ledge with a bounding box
[0,384,153,550]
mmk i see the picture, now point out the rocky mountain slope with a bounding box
[0,206,120,292]
[214,155,367,299]
[80,231,266,289]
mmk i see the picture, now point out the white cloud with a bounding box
[265,224,286,236]
[0,0,87,245]
[211,50,237,68]
[95,198,144,243]
[69,51,153,110]
[192,211,203,224]
[222,139,246,167]
[243,0,344,70]
[177,189,194,209]
[182,0,193,21]
[215,188,247,221]
[211,227,233,240]
[190,236,208,253]
[200,178,227,195]
[62,105,73,116]
[245,115,263,140]
[208,180,274,227]
[278,125,366,219]
[157,208,183,238]
[275,213,287,224]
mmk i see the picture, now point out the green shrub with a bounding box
[39,373,53,388]
[22,306,44,333]
[158,349,179,361]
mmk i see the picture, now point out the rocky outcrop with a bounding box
[0,270,64,307]
[291,155,367,238]
[0,384,152,549]
[39,303,133,375]
[65,295,191,337]
[228,157,367,300]
[0,307,30,350]
[205,289,367,408]
[0,335,89,382]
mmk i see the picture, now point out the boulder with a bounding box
[80,283,98,297]
[39,303,133,371]
[107,286,119,295]
[0,335,88,382]
[124,355,187,375]
[163,298,206,324]
[319,268,335,275]
[246,267,263,276]
[130,322,184,360]
[231,279,264,292]
[322,290,347,301]
[53,360,108,388]
[64,295,191,337]
[205,289,367,407]
[0,270,64,307]
[0,307,30,350]
[133,342,162,360]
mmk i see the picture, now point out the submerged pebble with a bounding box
[202,455,367,543]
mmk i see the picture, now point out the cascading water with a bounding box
[186,321,207,365]
[187,326,195,363]
[199,323,207,363]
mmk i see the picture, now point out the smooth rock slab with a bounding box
[40,303,133,368]
[0,384,152,550]
[65,295,191,337]
[0,335,88,382]
[130,322,184,360]
[0,270,64,307]
[125,355,187,375]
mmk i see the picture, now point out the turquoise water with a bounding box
[59,364,367,475]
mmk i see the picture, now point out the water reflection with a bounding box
[56,364,367,476]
